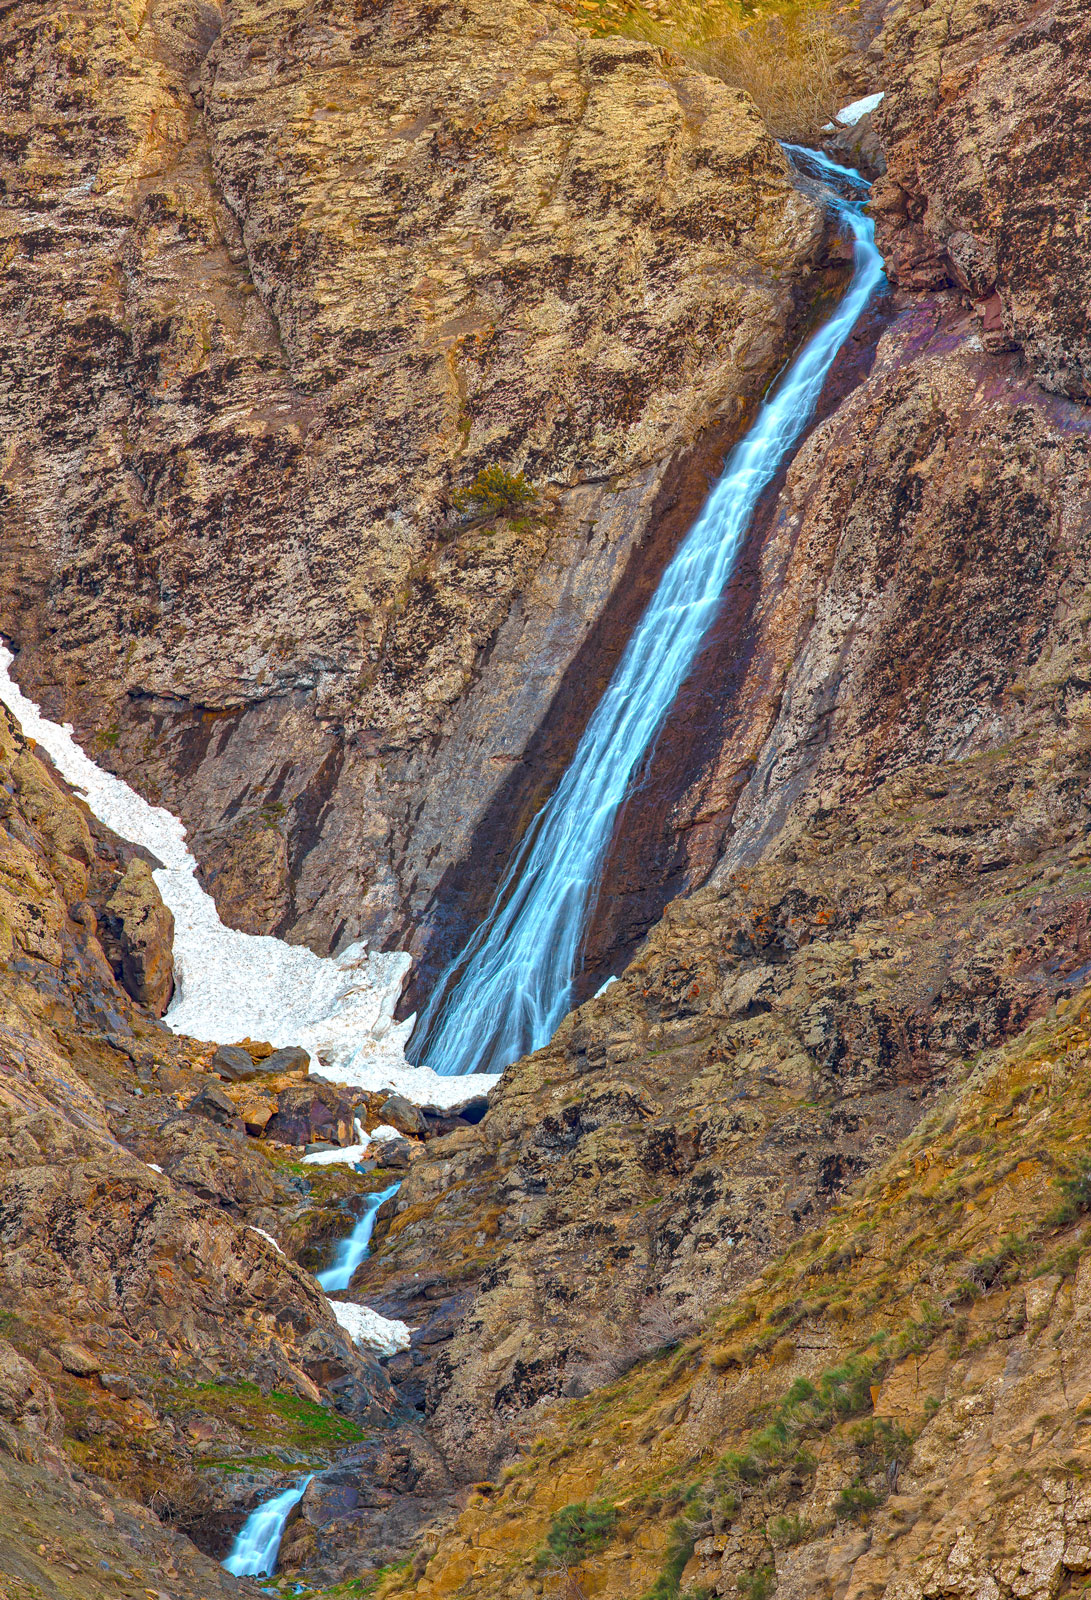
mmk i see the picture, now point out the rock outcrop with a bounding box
[871,0,1091,396]
[97,856,175,1013]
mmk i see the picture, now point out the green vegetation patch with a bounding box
[159,1379,366,1455]
[451,466,538,521]
[537,1499,620,1569]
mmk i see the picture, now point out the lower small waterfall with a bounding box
[223,1476,314,1577]
[319,1181,403,1293]
[412,148,885,1079]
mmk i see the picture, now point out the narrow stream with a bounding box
[411,149,885,1079]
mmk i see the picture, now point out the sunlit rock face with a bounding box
[871,0,1091,398]
[0,0,827,973]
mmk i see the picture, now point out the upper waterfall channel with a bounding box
[413,148,886,1079]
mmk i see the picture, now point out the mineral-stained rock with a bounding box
[871,0,1091,397]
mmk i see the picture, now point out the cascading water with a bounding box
[223,1475,314,1577]
[318,1181,402,1293]
[413,150,884,1079]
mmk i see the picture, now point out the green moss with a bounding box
[158,1379,366,1455]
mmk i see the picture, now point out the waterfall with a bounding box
[222,1475,313,1577]
[318,1181,402,1293]
[413,150,885,1078]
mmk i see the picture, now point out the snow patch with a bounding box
[249,1227,284,1254]
[328,1298,411,1357]
[301,1142,372,1168]
[0,646,498,1111]
[836,91,884,126]
[301,1123,409,1167]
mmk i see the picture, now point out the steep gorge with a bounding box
[0,0,1089,1596]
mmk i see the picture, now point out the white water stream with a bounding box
[223,1476,313,1577]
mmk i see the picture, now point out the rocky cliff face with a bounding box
[360,0,1091,1589]
[0,704,451,1584]
[0,0,827,978]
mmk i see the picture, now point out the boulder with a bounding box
[211,1044,255,1082]
[238,1037,274,1061]
[186,1081,240,1128]
[97,857,175,1014]
[213,1042,309,1082]
[263,1084,346,1146]
[372,1137,413,1169]
[378,1094,425,1137]
[56,1341,100,1377]
[264,1045,310,1076]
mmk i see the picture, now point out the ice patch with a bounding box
[0,645,499,1111]
[836,92,884,126]
[328,1298,411,1358]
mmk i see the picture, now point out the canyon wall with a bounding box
[0,0,831,981]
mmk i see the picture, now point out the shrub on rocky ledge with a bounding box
[536,1498,618,1569]
[450,465,537,520]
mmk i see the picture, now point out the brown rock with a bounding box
[98,858,175,1015]
[872,0,1091,396]
[56,1342,100,1378]
[237,1038,275,1061]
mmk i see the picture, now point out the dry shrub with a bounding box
[588,0,852,142]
